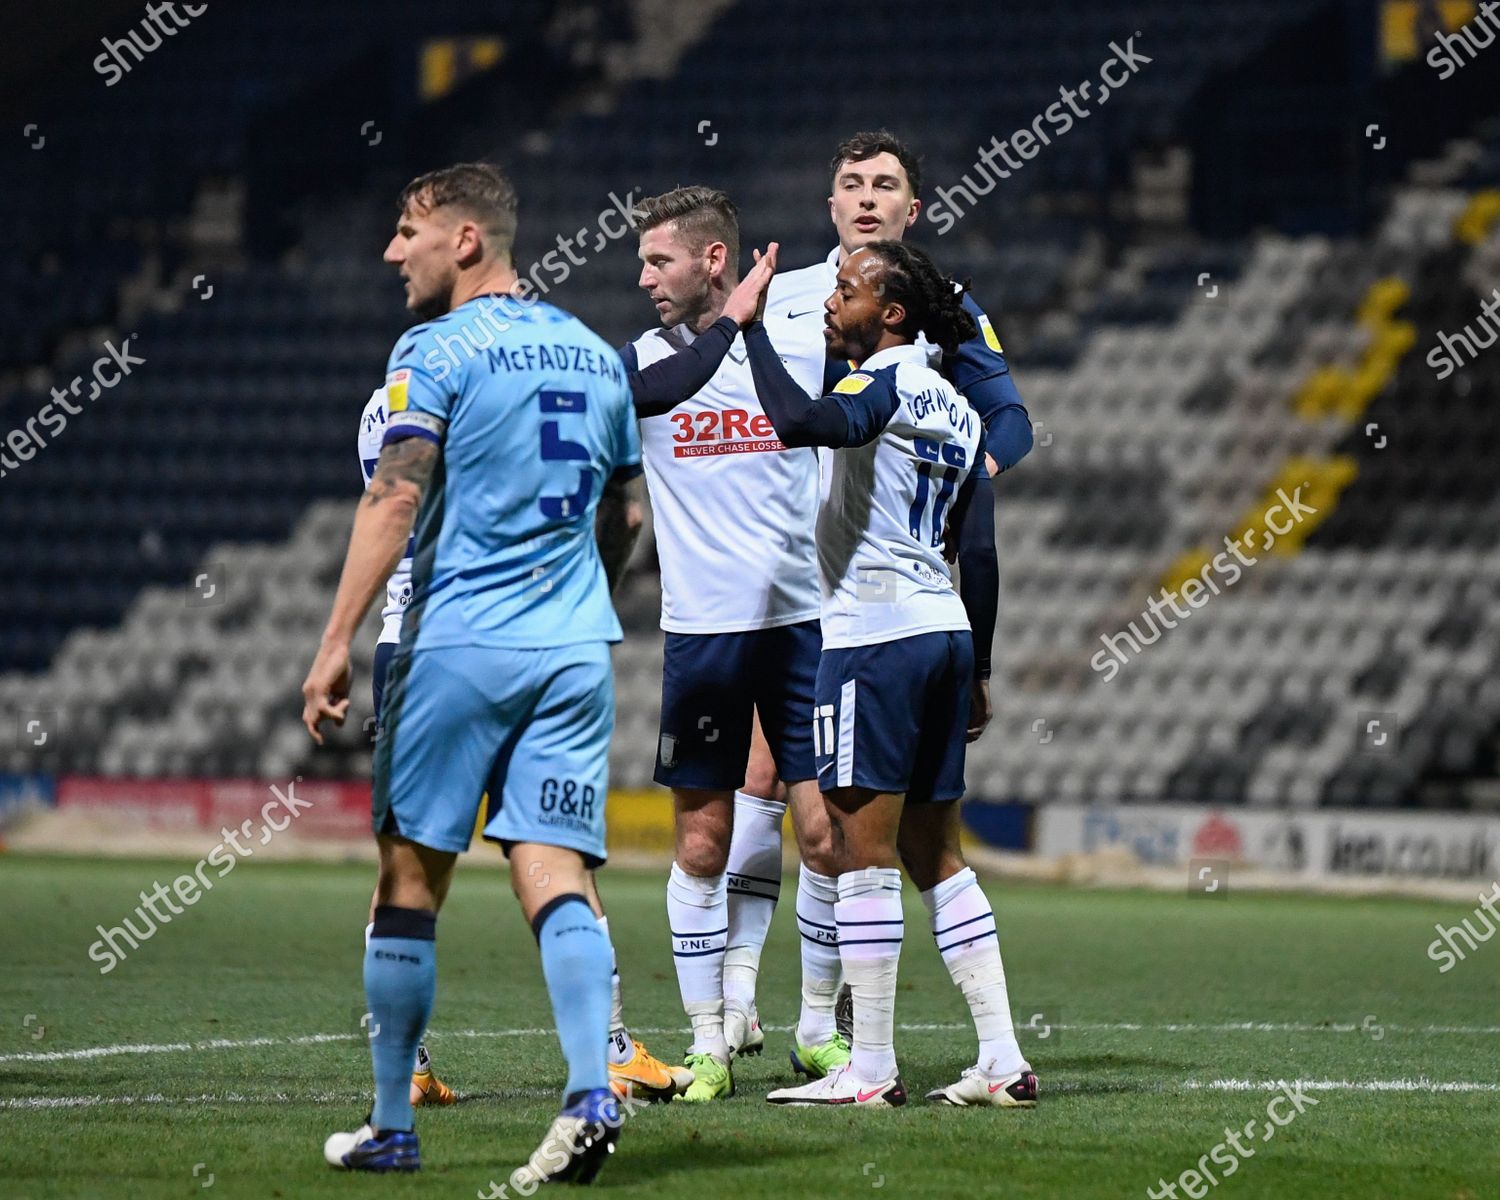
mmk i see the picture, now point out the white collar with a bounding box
[660,317,735,348]
[858,343,928,373]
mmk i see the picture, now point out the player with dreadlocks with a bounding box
[712,132,1033,1085]
[734,239,1036,1108]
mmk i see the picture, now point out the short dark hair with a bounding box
[860,240,977,354]
[829,130,923,197]
[632,185,740,267]
[398,162,519,258]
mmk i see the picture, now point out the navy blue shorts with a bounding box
[372,640,398,720]
[814,630,973,803]
[655,620,820,790]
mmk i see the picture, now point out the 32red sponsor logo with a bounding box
[670,407,784,457]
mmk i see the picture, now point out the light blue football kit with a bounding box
[371,294,641,865]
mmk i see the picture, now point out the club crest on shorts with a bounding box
[659,733,678,768]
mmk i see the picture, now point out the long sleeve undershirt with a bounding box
[623,316,739,418]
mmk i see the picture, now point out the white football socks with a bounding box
[597,915,634,1066]
[723,791,785,1009]
[835,867,904,1082]
[795,863,842,1046]
[922,867,1027,1077]
[667,862,730,1059]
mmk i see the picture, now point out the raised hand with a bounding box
[724,242,780,327]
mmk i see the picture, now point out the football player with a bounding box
[725,129,1034,1044]
[742,241,1036,1108]
[306,162,643,1181]
[356,386,457,1109]
[621,187,852,1100]
[357,387,685,1108]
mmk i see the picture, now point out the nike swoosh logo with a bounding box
[856,1086,886,1102]
[787,309,820,319]
[987,1082,1008,1093]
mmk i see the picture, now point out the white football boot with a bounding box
[925,1065,1039,1107]
[766,1062,906,1107]
[723,998,765,1057]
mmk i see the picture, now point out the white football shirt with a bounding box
[815,343,983,649]
[629,321,824,634]
[765,248,840,378]
[357,387,414,645]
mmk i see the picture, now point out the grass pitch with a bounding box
[2,855,1497,1199]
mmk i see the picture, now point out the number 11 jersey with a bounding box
[814,342,983,651]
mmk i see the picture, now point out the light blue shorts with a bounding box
[372,642,614,865]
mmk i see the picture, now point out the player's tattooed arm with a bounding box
[596,472,645,593]
[365,435,439,510]
[301,434,437,744]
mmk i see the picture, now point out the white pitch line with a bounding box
[0,1031,367,1065]
[1,1091,348,1111]
[1189,1079,1500,1093]
[12,1078,1500,1111]
[5,1019,1498,1066]
[747,1020,1500,1037]
[1059,1021,1500,1035]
